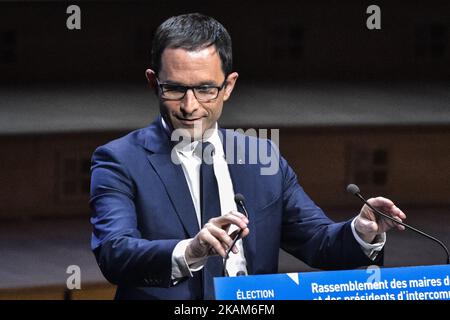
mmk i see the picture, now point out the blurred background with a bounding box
[0,0,449,299]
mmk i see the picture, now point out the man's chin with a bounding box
[172,119,213,141]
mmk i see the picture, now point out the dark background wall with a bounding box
[1,0,449,84]
[1,0,449,217]
[1,127,450,220]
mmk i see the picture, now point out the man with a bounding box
[90,13,406,300]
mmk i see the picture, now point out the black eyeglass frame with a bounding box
[156,78,228,102]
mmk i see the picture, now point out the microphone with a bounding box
[223,193,249,276]
[234,193,249,219]
[229,194,249,255]
[346,183,450,265]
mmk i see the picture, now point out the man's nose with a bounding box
[180,89,199,115]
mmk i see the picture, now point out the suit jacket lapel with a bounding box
[141,118,199,238]
[146,153,200,238]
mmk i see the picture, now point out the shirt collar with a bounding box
[161,117,223,158]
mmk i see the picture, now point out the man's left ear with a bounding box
[223,72,239,102]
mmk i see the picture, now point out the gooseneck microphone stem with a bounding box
[223,194,249,276]
[227,198,249,255]
[347,184,450,265]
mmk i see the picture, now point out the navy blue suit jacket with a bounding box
[90,117,381,300]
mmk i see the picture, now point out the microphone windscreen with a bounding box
[234,193,245,204]
[346,184,360,195]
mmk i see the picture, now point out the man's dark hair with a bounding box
[151,13,233,77]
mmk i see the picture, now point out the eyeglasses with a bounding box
[156,78,227,102]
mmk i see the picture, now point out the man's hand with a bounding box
[185,211,249,264]
[354,197,407,243]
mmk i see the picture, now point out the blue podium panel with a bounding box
[214,264,450,300]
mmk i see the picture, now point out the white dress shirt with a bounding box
[164,118,385,281]
[168,120,247,279]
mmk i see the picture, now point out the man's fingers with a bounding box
[195,210,251,258]
[385,215,406,231]
[195,228,230,257]
[365,197,407,223]
[367,196,395,208]
[227,210,249,222]
[365,197,396,217]
[209,212,248,231]
[210,226,251,257]
[228,228,250,254]
[377,204,407,228]
[208,226,235,253]
[357,197,408,240]
[392,205,407,220]
[221,210,249,224]
[202,224,247,257]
